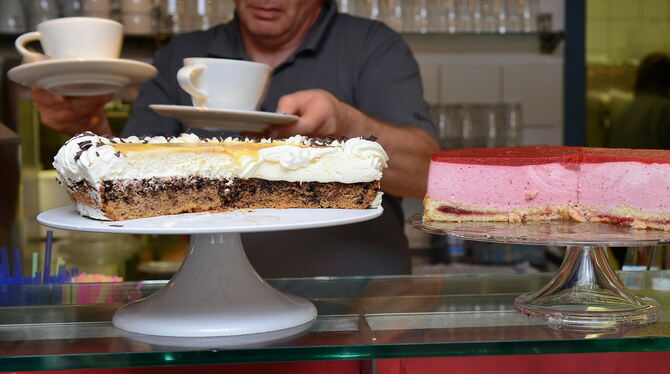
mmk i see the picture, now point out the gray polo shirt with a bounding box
[123,0,436,277]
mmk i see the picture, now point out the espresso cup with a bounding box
[15,17,123,62]
[177,58,272,111]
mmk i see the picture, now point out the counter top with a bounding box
[1,271,669,371]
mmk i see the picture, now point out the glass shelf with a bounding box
[1,271,669,371]
[0,30,564,57]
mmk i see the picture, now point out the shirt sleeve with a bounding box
[122,40,185,138]
[353,23,437,139]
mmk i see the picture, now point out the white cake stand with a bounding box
[37,207,383,338]
[411,213,670,329]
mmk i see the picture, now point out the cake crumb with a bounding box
[524,190,539,201]
[568,207,587,222]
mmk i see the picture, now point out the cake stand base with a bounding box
[113,233,317,337]
[514,246,659,329]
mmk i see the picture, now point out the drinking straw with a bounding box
[0,248,9,282]
[55,257,66,283]
[96,283,111,303]
[12,249,22,278]
[43,231,53,283]
[31,253,38,278]
[56,264,66,283]
[71,281,77,304]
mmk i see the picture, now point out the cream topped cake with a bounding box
[54,132,388,220]
[423,146,670,230]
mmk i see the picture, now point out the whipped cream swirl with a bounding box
[54,132,389,187]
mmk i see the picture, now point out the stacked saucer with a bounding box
[8,17,156,96]
[150,105,299,132]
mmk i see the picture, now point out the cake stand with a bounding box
[411,213,670,329]
[37,207,383,338]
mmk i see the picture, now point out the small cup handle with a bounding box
[15,31,45,62]
[177,64,207,102]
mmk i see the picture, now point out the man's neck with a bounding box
[240,7,322,69]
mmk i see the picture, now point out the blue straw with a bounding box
[0,248,9,282]
[57,264,66,283]
[12,249,22,278]
[43,231,53,284]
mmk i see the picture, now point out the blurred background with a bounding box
[0,0,668,283]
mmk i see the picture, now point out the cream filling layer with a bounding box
[54,133,388,187]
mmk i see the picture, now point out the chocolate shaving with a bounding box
[78,140,93,150]
[114,151,121,157]
[95,141,106,147]
[74,150,83,161]
[305,136,353,146]
[95,152,100,157]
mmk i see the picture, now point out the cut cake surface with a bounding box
[424,146,670,230]
[55,132,388,221]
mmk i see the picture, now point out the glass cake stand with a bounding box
[37,207,383,339]
[411,213,670,329]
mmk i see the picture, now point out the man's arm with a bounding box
[272,22,439,198]
[274,89,439,198]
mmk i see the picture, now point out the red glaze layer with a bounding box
[437,206,502,215]
[432,146,670,166]
[593,215,670,226]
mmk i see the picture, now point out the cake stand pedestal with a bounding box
[37,207,382,338]
[411,214,670,329]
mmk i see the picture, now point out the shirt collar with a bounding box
[206,0,337,60]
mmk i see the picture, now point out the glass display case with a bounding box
[1,271,669,371]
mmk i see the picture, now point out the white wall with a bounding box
[407,0,566,146]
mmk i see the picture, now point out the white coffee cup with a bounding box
[177,58,272,111]
[15,17,123,62]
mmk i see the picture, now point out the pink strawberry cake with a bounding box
[423,146,670,230]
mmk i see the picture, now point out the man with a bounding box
[607,52,670,149]
[31,0,439,277]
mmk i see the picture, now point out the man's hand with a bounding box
[273,89,355,138]
[31,88,114,136]
[272,89,440,198]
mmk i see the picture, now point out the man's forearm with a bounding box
[343,107,440,198]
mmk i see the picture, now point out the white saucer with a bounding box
[8,58,157,96]
[150,104,299,132]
